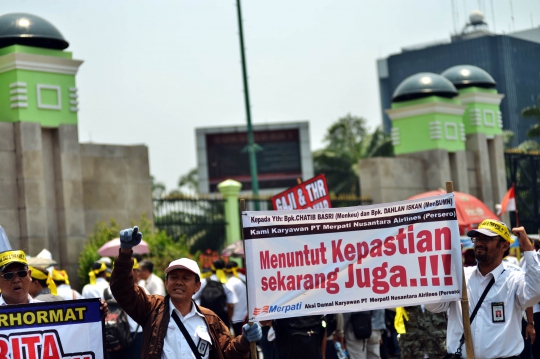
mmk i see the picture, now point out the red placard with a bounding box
[271,174,332,210]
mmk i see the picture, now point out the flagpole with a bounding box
[447,181,475,359]
[513,183,519,227]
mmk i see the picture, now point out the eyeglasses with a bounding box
[0,270,29,281]
[471,236,501,244]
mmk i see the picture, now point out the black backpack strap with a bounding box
[103,287,112,301]
[171,311,203,359]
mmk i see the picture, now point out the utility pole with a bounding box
[236,0,260,210]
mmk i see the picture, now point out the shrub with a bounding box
[78,216,193,288]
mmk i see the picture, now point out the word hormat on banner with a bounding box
[0,298,104,359]
[243,193,462,321]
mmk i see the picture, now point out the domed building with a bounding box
[386,72,466,156]
[441,65,496,89]
[359,65,508,224]
[392,72,458,102]
[0,13,69,49]
[0,12,81,124]
[0,13,153,288]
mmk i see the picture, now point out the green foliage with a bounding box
[313,114,393,196]
[151,175,167,199]
[77,220,120,287]
[136,216,193,281]
[78,215,193,287]
[521,86,540,139]
[517,140,540,152]
[177,168,199,194]
[502,130,515,149]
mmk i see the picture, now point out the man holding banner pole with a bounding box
[111,226,262,359]
[426,220,540,359]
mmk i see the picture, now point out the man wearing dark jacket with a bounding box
[110,226,262,359]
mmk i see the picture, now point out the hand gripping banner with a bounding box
[243,193,462,321]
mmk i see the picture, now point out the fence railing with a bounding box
[154,195,373,251]
[153,197,227,252]
[241,196,373,211]
[505,151,540,233]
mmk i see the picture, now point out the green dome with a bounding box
[0,13,69,50]
[392,72,458,102]
[441,65,496,89]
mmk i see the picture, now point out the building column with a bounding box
[452,151,470,193]
[217,179,242,246]
[55,124,86,289]
[489,135,510,224]
[14,122,48,254]
[466,133,494,211]
[0,123,20,249]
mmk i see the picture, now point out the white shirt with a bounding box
[162,299,212,359]
[81,277,110,299]
[57,284,83,300]
[227,276,247,323]
[0,294,41,305]
[425,251,540,359]
[521,251,540,313]
[139,273,166,296]
[192,275,238,306]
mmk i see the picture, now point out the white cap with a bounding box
[165,258,201,277]
[98,257,112,265]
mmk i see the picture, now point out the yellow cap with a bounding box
[52,269,70,285]
[29,266,58,295]
[0,250,27,272]
[88,262,107,284]
[468,219,514,243]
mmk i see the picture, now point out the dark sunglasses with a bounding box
[0,270,29,281]
[472,236,504,244]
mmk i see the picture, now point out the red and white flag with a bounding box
[499,185,516,216]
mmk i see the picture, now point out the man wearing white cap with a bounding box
[110,226,262,359]
[426,220,540,359]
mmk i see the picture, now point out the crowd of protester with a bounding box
[0,219,539,359]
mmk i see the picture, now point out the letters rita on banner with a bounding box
[0,299,104,359]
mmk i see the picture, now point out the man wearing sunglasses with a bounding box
[0,250,108,316]
[426,219,540,359]
[0,250,38,305]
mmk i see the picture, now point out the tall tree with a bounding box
[522,73,540,139]
[522,94,540,138]
[151,176,166,199]
[313,114,393,196]
[177,168,199,194]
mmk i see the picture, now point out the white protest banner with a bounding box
[0,298,104,359]
[243,193,462,321]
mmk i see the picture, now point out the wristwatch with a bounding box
[527,322,535,326]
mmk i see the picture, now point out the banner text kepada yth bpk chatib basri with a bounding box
[242,193,462,321]
[0,298,104,359]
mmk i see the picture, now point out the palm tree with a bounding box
[522,92,540,138]
[313,114,393,196]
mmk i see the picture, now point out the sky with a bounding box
[3,0,539,192]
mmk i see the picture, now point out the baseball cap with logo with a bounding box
[0,250,28,272]
[165,258,201,277]
[467,219,514,243]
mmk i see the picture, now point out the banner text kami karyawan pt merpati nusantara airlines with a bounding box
[242,193,462,321]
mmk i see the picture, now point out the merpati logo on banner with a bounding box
[253,302,302,316]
